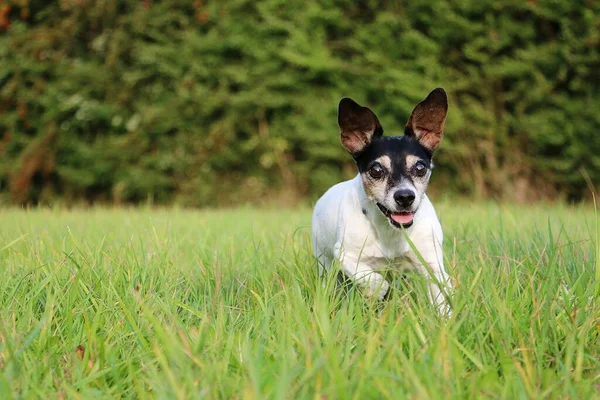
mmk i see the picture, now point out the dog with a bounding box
[311,88,452,314]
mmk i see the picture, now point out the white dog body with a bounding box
[311,88,452,313]
[312,174,449,311]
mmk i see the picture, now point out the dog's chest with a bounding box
[360,228,414,270]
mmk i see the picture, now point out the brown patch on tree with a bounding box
[0,3,11,31]
[10,128,58,205]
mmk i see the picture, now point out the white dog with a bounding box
[311,88,452,314]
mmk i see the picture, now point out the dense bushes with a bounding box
[1,0,599,206]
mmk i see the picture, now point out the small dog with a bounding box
[311,88,452,313]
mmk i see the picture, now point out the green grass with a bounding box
[0,203,599,399]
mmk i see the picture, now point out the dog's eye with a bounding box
[415,161,428,176]
[369,162,385,179]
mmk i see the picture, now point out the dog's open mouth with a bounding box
[377,203,414,228]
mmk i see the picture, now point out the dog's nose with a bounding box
[394,189,415,207]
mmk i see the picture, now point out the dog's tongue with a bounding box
[391,212,414,225]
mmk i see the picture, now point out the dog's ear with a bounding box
[405,88,448,152]
[338,98,383,156]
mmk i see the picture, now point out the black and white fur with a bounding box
[311,88,452,314]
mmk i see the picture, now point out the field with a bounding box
[0,203,599,399]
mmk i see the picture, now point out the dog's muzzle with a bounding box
[376,203,415,228]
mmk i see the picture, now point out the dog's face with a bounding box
[338,88,448,229]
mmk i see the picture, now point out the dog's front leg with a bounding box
[422,263,452,315]
[334,242,389,300]
[412,242,452,315]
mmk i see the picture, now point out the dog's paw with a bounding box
[437,302,452,318]
[430,285,452,317]
[363,275,390,301]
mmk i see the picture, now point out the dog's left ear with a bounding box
[405,88,448,152]
[338,98,383,156]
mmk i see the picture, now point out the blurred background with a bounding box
[0,0,599,207]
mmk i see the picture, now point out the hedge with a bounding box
[1,0,599,206]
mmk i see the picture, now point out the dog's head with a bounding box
[338,88,448,229]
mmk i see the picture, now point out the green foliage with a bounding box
[1,0,599,205]
[0,205,598,397]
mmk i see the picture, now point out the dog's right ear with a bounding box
[338,98,383,156]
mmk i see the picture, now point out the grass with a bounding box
[0,202,599,399]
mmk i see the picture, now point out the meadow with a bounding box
[0,203,598,399]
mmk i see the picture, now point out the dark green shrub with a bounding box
[1,0,598,206]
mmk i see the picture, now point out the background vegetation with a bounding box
[1,0,599,206]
